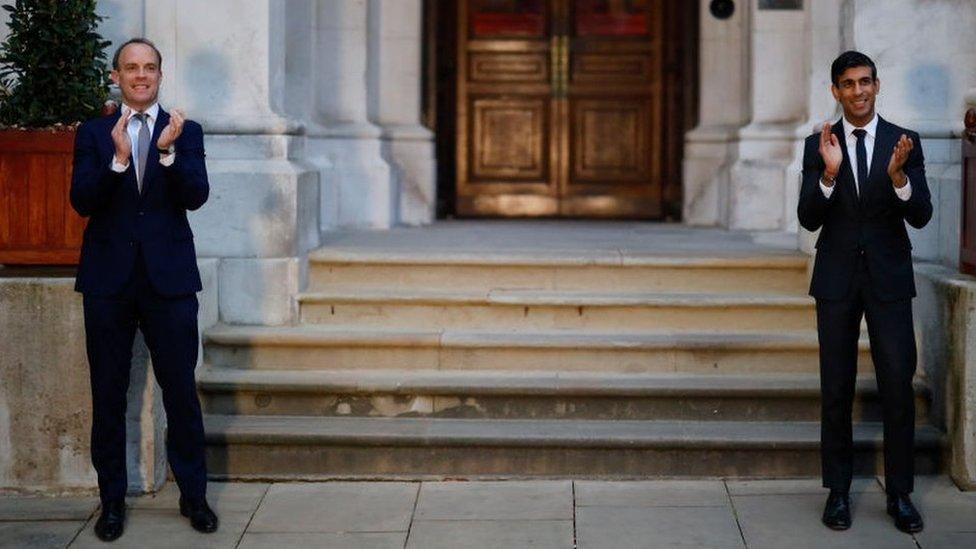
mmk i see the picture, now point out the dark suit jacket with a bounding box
[797,116,932,302]
[70,108,209,297]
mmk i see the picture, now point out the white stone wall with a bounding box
[851,0,976,268]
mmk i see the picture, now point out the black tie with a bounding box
[853,128,868,198]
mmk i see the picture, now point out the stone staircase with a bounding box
[199,233,942,480]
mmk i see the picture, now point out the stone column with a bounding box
[367,0,436,225]
[791,0,843,253]
[725,0,807,230]
[147,0,320,325]
[683,0,751,226]
[307,0,395,229]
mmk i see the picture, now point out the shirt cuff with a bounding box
[159,152,176,167]
[894,177,912,201]
[819,178,835,199]
[110,158,129,173]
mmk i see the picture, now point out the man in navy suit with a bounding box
[70,38,218,541]
[798,51,932,534]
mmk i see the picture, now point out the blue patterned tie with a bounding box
[134,112,150,194]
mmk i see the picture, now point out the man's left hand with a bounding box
[156,109,186,151]
[887,133,913,188]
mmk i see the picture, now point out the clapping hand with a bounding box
[818,122,843,184]
[156,109,186,152]
[111,106,134,165]
[887,134,913,188]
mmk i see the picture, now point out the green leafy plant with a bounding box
[0,0,111,128]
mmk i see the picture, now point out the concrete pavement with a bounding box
[2,476,974,548]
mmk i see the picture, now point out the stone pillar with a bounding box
[726,0,807,230]
[308,0,394,229]
[367,0,436,225]
[792,0,843,253]
[683,0,751,226]
[146,0,320,325]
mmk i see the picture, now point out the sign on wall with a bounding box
[758,0,802,9]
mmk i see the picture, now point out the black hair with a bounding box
[830,50,876,86]
[111,38,162,70]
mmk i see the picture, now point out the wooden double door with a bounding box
[456,0,666,218]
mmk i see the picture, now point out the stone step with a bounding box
[204,325,873,374]
[298,288,816,331]
[307,249,810,294]
[203,415,944,479]
[198,368,930,423]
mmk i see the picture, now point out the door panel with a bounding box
[571,99,649,183]
[469,52,549,83]
[469,0,548,38]
[470,97,550,181]
[574,0,652,36]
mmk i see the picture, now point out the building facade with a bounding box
[3,0,976,492]
[3,0,972,324]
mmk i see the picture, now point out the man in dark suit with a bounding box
[70,37,218,542]
[798,50,932,534]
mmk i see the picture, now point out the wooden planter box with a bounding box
[0,128,86,265]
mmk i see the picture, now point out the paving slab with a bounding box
[898,476,976,534]
[732,492,916,549]
[915,532,976,549]
[0,521,86,549]
[414,481,573,520]
[0,496,97,520]
[247,482,417,533]
[575,480,729,507]
[238,532,407,549]
[69,509,253,549]
[128,481,269,513]
[406,519,574,549]
[726,477,881,496]
[878,474,976,495]
[576,505,744,549]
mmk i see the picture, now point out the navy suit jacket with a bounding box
[797,116,932,302]
[70,108,209,297]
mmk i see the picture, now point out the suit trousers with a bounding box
[816,253,917,495]
[82,246,207,504]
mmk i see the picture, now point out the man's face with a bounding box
[111,43,161,111]
[831,65,879,126]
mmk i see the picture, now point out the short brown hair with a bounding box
[112,38,162,70]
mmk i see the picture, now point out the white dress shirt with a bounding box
[110,102,175,173]
[820,113,912,201]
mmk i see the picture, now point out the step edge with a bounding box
[202,416,944,449]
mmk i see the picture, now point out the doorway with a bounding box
[425,0,697,219]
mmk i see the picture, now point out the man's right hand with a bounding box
[819,122,843,185]
[111,107,133,166]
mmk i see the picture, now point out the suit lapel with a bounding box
[831,121,858,205]
[140,108,169,198]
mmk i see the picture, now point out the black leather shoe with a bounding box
[179,496,219,533]
[822,490,852,530]
[887,493,924,534]
[94,500,125,542]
